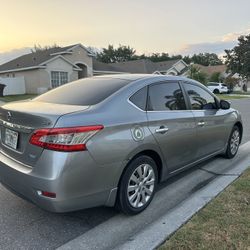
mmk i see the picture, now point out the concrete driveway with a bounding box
[0,98,249,250]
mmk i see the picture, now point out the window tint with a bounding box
[148,82,186,111]
[34,77,130,106]
[208,83,219,86]
[129,87,147,110]
[184,83,217,110]
[222,84,227,87]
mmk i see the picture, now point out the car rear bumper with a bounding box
[0,150,119,212]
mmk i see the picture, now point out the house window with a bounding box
[51,71,68,88]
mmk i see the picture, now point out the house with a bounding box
[193,64,227,78]
[0,44,94,94]
[105,59,188,75]
[0,44,189,95]
[92,59,128,75]
[194,64,250,91]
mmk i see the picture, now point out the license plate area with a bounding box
[5,128,19,149]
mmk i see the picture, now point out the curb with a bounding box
[58,142,250,250]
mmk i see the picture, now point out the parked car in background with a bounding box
[0,75,242,215]
[207,82,229,94]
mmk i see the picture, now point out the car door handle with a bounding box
[155,126,169,134]
[197,121,205,127]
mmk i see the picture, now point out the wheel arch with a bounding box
[119,149,165,185]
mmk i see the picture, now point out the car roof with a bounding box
[93,73,189,82]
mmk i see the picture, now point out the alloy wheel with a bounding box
[127,164,155,208]
[230,129,240,155]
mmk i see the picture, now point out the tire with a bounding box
[116,155,158,215]
[213,89,220,94]
[223,126,241,159]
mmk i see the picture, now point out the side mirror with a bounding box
[220,100,230,110]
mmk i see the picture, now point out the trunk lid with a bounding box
[0,101,89,166]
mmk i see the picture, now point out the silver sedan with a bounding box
[0,74,242,214]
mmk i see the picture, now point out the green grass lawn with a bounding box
[232,91,250,95]
[216,94,248,100]
[0,94,37,102]
[159,168,250,250]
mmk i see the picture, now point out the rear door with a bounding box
[182,82,229,159]
[146,81,197,173]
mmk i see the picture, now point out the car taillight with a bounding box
[29,125,103,152]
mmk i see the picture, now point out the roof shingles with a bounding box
[0,44,81,72]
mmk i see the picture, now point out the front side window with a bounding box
[184,83,217,110]
[148,82,186,111]
[51,71,68,88]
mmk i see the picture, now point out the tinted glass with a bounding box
[129,87,147,110]
[34,77,131,106]
[184,83,217,110]
[208,83,219,86]
[148,82,186,111]
[222,84,227,87]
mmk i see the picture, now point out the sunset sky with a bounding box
[1,0,250,64]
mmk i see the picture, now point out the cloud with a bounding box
[222,28,250,42]
[178,40,237,56]
[178,27,250,56]
[0,47,31,65]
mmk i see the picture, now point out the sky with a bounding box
[1,0,250,64]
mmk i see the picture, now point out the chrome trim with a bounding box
[127,98,146,112]
[155,127,169,134]
[0,119,34,133]
[197,121,205,127]
[147,110,193,113]
[0,150,33,170]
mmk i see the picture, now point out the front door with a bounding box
[183,82,229,159]
[146,81,197,174]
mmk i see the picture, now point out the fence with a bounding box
[0,76,26,95]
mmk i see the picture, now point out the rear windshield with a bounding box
[34,77,131,106]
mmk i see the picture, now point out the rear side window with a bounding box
[34,77,131,106]
[148,82,186,111]
[129,87,147,111]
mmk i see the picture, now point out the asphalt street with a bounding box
[0,98,249,250]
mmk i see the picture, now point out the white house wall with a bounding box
[0,76,25,95]
[46,57,78,85]
[174,61,186,72]
[5,69,50,94]
[64,46,93,76]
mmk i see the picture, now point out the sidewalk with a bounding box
[58,142,250,250]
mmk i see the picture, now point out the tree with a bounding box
[96,45,136,63]
[183,53,223,66]
[31,44,59,53]
[209,72,222,83]
[187,65,207,84]
[224,76,239,92]
[147,53,182,62]
[225,34,250,80]
[96,44,183,63]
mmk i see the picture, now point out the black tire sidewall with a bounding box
[117,155,158,215]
